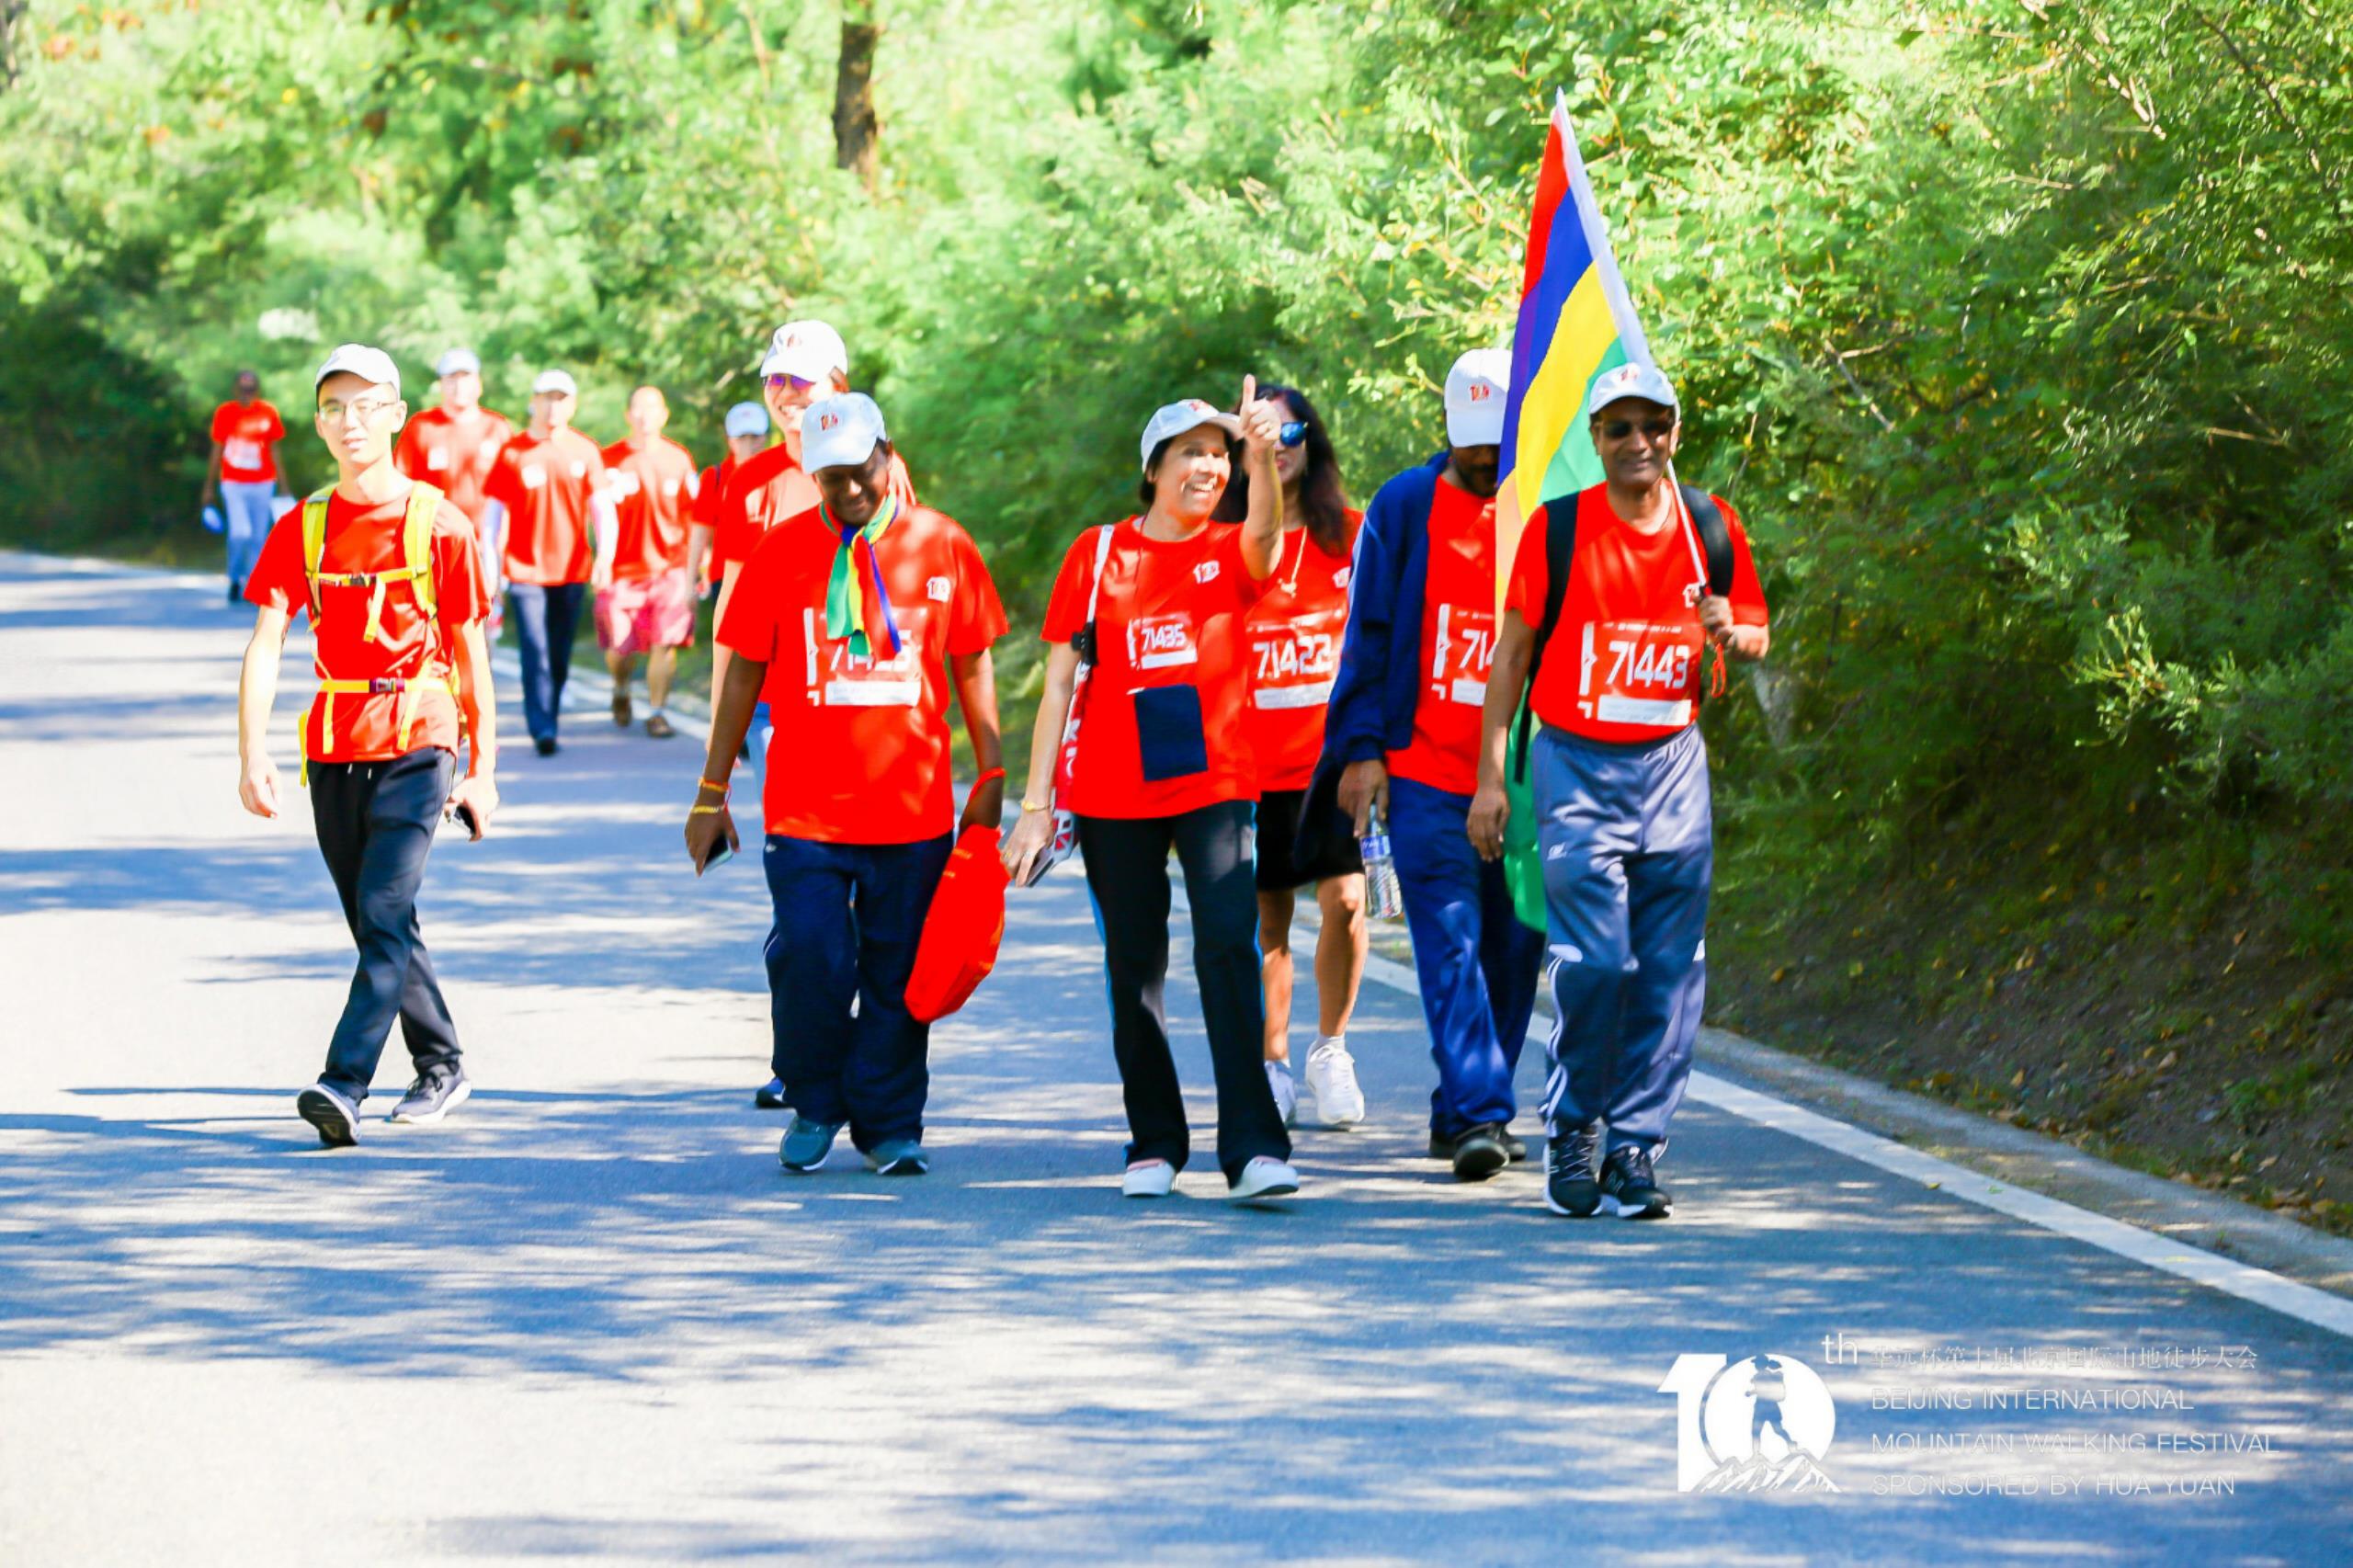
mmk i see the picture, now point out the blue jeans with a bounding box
[1531,724,1712,1152]
[762,832,954,1150]
[1389,774,1545,1139]
[309,749,460,1101]
[221,480,278,588]
[506,582,585,744]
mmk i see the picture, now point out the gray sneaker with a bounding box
[388,1065,471,1125]
[779,1116,843,1173]
[296,1084,360,1148]
[867,1139,929,1176]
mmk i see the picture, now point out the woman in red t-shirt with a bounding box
[1004,384,1301,1202]
[1213,386,1370,1131]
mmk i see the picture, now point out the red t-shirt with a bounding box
[1040,518,1268,819]
[694,456,739,580]
[484,426,606,585]
[1506,483,1769,744]
[211,401,285,484]
[245,486,490,762]
[1242,512,1361,793]
[394,407,515,523]
[1387,478,1501,796]
[601,435,699,581]
[716,446,817,580]
[718,505,1007,844]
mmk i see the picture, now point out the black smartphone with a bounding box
[699,841,734,874]
[455,802,480,839]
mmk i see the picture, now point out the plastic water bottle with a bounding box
[200,505,225,535]
[1360,808,1404,921]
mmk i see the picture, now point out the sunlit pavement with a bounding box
[4,552,2350,1566]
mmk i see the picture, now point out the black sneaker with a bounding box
[534,735,559,757]
[1429,1127,1530,1163]
[1451,1123,1510,1182]
[389,1065,472,1125]
[1543,1127,1601,1217]
[755,1076,788,1110]
[296,1084,360,1148]
[1599,1143,1672,1219]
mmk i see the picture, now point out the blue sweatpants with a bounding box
[1390,775,1546,1140]
[1531,724,1713,1153]
[762,832,953,1151]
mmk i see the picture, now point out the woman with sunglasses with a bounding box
[1213,388,1370,1131]
[1003,381,1298,1202]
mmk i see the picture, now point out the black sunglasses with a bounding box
[1279,420,1310,449]
[1599,415,1677,441]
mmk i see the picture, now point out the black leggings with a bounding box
[1078,801,1290,1181]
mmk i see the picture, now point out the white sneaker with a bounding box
[1121,1158,1176,1199]
[1266,1060,1299,1127]
[1304,1037,1366,1127]
[1228,1156,1302,1203]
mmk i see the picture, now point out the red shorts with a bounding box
[596,569,697,654]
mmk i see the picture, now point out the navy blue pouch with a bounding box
[1132,684,1209,781]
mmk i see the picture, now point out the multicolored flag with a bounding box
[1495,91,1657,616]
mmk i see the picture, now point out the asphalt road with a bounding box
[3,551,2350,1565]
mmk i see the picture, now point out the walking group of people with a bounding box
[233,311,1769,1221]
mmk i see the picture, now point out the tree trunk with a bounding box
[1,0,27,91]
[834,1,880,188]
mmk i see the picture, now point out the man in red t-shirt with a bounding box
[204,369,286,602]
[481,369,616,755]
[1470,362,1770,1221]
[394,347,515,624]
[687,394,1007,1176]
[236,343,501,1148]
[597,386,700,738]
[1319,349,1547,1185]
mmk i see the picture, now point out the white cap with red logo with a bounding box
[1443,349,1512,447]
[1138,398,1245,473]
[801,392,889,473]
[762,320,850,383]
[1585,361,1679,417]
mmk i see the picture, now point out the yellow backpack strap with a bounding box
[301,489,333,624]
[404,482,444,625]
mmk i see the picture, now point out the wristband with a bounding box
[973,767,1006,788]
[1019,800,1051,814]
[689,804,728,816]
[699,778,730,794]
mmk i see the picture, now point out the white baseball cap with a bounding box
[800,392,889,473]
[761,320,849,382]
[1586,361,1679,417]
[1443,349,1512,447]
[532,369,579,397]
[435,347,481,378]
[723,401,771,438]
[313,343,402,395]
[1139,398,1245,473]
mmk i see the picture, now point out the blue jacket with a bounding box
[1318,451,1449,776]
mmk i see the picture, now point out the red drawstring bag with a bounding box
[904,823,1010,1023]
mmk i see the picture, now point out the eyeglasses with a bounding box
[1279,421,1310,449]
[317,397,398,426]
[1598,415,1677,441]
[765,373,820,393]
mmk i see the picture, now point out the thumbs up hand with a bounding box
[1236,374,1281,464]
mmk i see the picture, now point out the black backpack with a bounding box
[1510,483,1733,782]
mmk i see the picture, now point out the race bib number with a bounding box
[1249,612,1339,710]
[1128,612,1198,672]
[223,437,263,472]
[662,477,683,499]
[520,464,547,491]
[1430,602,1495,707]
[805,607,925,708]
[1580,619,1697,728]
[425,445,450,472]
[569,461,588,480]
[611,470,642,497]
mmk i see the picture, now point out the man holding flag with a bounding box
[1466,97,1771,1221]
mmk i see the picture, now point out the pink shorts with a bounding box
[596,569,697,654]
